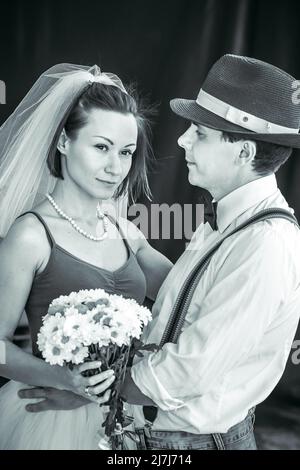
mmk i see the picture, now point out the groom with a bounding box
[19,55,300,450]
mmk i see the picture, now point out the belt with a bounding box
[135,407,256,450]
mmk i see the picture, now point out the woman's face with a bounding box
[61,108,138,199]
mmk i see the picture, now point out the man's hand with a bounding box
[18,387,109,412]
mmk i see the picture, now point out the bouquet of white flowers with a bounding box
[37,288,154,449]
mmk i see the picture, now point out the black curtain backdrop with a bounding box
[1,0,300,448]
[1,0,300,263]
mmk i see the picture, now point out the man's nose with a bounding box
[178,129,192,151]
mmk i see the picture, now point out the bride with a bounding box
[0,64,172,449]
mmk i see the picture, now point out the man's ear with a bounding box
[237,140,256,165]
[57,129,70,156]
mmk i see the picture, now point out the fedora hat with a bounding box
[170,54,300,148]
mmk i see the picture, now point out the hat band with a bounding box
[196,89,299,134]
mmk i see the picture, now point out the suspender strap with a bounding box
[159,208,299,346]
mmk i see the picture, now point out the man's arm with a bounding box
[120,369,156,406]
[18,386,111,412]
[18,369,156,412]
[130,228,298,410]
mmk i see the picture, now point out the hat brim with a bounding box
[170,98,300,149]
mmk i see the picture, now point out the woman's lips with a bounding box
[96,178,118,185]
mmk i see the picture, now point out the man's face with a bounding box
[178,123,238,196]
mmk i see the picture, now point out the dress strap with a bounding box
[106,214,133,254]
[17,211,56,248]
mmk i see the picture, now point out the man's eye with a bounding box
[196,130,205,137]
[95,144,109,152]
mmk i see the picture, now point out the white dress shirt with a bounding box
[130,174,300,433]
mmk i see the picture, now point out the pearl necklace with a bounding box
[46,194,109,242]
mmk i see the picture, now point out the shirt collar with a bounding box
[216,174,278,233]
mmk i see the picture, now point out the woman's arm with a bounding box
[0,216,65,388]
[0,216,114,398]
[122,219,173,301]
[136,240,173,301]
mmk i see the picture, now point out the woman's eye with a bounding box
[121,150,133,157]
[95,144,109,152]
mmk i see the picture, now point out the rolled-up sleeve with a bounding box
[131,228,295,408]
[131,353,185,411]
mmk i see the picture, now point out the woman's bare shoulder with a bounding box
[1,213,50,266]
[117,216,147,254]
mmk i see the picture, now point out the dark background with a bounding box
[1,0,300,449]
